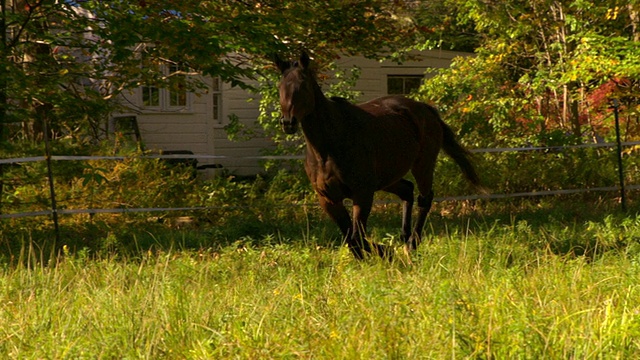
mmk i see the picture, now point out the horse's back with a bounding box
[357,96,442,142]
[323,95,444,190]
[350,96,441,187]
[359,96,438,121]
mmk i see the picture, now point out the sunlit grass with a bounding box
[2,205,640,358]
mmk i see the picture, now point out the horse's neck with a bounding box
[300,86,345,156]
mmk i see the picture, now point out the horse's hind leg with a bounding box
[383,179,415,243]
[408,190,434,251]
[409,158,437,252]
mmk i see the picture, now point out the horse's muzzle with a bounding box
[280,116,299,134]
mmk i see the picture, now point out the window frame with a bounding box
[141,85,161,108]
[211,76,222,124]
[139,63,192,112]
[386,74,425,96]
[167,63,188,108]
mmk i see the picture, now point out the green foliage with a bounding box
[1,147,320,253]
[432,146,640,198]
[1,1,117,141]
[1,0,421,145]
[408,0,480,52]
[417,0,640,147]
[0,144,196,219]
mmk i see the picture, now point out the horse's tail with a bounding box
[432,109,482,189]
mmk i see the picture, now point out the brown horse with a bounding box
[276,52,481,259]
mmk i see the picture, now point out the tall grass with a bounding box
[1,202,640,358]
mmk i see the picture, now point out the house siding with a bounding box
[213,81,273,175]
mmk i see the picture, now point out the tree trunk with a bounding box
[630,3,640,42]
[1,0,7,142]
[569,83,581,139]
[0,0,7,214]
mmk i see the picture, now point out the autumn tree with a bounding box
[418,0,640,147]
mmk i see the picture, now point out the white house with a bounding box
[116,49,470,176]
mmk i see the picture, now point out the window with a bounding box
[140,63,189,110]
[142,86,159,107]
[168,63,187,107]
[387,75,424,95]
[211,77,222,123]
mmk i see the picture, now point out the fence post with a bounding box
[42,114,61,243]
[612,99,626,211]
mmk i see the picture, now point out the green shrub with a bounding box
[434,146,640,197]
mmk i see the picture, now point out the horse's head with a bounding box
[275,52,316,134]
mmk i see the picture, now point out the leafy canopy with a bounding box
[1,0,421,144]
[417,0,640,148]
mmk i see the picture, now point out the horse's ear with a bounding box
[274,54,290,73]
[299,52,311,69]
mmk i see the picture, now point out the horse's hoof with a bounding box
[405,236,420,252]
[349,245,366,260]
[373,243,394,261]
[349,243,394,261]
[401,244,415,266]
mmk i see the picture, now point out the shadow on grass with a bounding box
[423,194,640,260]
[2,194,639,266]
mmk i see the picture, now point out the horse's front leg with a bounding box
[352,194,393,259]
[317,195,366,258]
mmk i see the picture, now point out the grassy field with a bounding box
[1,197,640,359]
